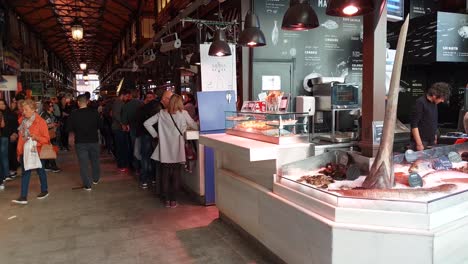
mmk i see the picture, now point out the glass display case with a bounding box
[225,111,312,145]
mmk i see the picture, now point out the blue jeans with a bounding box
[20,158,48,198]
[113,130,129,168]
[140,134,155,184]
[0,137,9,183]
[75,143,101,188]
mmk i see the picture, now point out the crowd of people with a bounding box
[0,88,199,208]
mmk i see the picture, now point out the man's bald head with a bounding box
[161,90,174,107]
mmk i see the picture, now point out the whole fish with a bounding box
[333,184,456,200]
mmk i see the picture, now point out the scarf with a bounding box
[19,113,36,139]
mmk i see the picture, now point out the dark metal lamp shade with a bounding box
[326,0,374,17]
[238,12,266,47]
[281,0,319,31]
[209,29,232,57]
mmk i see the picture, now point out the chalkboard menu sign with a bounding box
[254,0,363,98]
[410,0,438,19]
[436,12,468,63]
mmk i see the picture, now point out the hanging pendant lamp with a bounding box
[282,0,319,31]
[71,19,84,41]
[239,11,266,47]
[326,0,374,17]
[239,1,266,47]
[79,63,87,70]
[209,29,231,57]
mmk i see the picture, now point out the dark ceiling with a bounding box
[7,0,154,73]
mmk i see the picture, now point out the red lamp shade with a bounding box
[326,0,374,17]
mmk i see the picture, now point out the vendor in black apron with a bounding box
[410,82,451,151]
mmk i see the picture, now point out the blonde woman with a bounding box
[144,94,198,208]
[12,99,50,205]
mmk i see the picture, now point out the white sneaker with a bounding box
[0,184,4,191]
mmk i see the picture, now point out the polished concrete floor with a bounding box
[0,149,270,264]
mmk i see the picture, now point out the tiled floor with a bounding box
[0,149,270,264]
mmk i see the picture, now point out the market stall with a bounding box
[199,132,468,264]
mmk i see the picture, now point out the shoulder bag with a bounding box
[169,113,197,161]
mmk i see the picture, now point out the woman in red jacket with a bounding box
[12,99,50,205]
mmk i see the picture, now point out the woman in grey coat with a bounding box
[144,94,198,208]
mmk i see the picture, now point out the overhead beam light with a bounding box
[79,63,87,70]
[326,0,374,17]
[282,0,319,31]
[159,33,182,53]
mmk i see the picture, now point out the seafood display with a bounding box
[289,162,350,189]
[318,163,347,181]
[298,175,334,189]
[279,145,468,201]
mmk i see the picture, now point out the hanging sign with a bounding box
[200,43,236,92]
[0,75,18,91]
[30,82,44,96]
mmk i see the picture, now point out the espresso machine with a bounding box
[303,74,361,143]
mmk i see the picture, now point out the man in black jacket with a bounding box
[68,94,102,190]
[410,82,451,151]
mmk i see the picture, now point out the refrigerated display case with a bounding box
[225,111,312,145]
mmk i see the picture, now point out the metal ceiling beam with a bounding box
[104,7,129,22]
[101,17,123,32]
[111,0,135,13]
[31,15,56,26]
[22,3,52,16]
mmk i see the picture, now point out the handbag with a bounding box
[39,144,57,160]
[49,128,57,139]
[169,113,197,161]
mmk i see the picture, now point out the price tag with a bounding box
[408,173,423,187]
[432,156,452,170]
[447,152,462,163]
[405,150,418,163]
[346,165,361,181]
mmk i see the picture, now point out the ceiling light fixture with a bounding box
[71,19,84,41]
[209,2,232,57]
[326,0,374,17]
[209,29,231,56]
[79,63,87,70]
[282,0,319,31]
[238,0,266,47]
[71,0,83,41]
